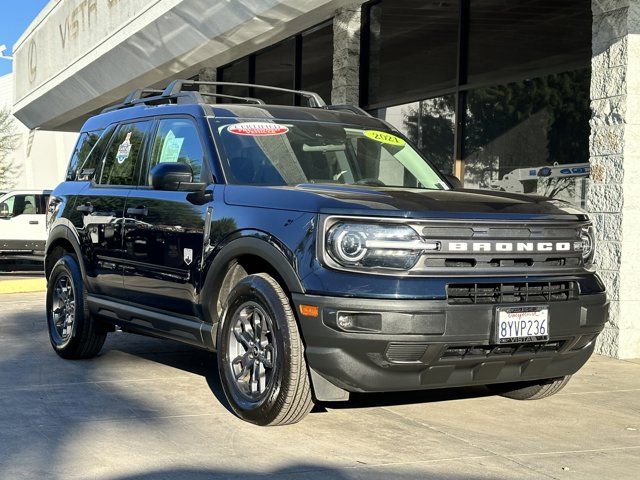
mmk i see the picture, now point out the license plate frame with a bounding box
[494,305,549,344]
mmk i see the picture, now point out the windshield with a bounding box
[211,119,449,190]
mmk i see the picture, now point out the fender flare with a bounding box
[201,234,305,328]
[45,222,86,282]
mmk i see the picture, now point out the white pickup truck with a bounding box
[0,190,51,264]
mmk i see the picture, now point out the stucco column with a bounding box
[332,2,362,105]
[590,0,640,358]
[198,67,217,95]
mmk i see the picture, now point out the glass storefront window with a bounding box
[254,39,296,105]
[301,23,333,104]
[467,0,591,85]
[218,58,251,101]
[364,0,593,207]
[463,70,591,206]
[374,95,455,175]
[366,0,459,108]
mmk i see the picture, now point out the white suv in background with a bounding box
[0,190,51,264]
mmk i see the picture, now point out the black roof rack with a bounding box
[198,92,265,105]
[163,80,327,108]
[102,80,377,116]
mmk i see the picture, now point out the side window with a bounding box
[36,195,49,214]
[75,126,117,182]
[0,195,37,217]
[0,195,15,217]
[148,119,204,183]
[66,130,103,181]
[98,121,151,186]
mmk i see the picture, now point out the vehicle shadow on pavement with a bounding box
[104,466,487,480]
[108,335,494,416]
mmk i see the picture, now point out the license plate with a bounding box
[496,306,549,344]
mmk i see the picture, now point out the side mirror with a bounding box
[149,163,205,192]
[445,174,463,189]
[0,202,9,218]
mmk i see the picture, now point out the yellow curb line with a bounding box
[0,278,47,294]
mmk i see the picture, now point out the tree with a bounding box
[0,108,20,189]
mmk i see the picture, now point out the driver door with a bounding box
[122,117,212,321]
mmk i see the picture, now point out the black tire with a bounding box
[488,375,572,400]
[217,273,313,426]
[46,254,107,359]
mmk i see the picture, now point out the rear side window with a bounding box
[147,118,204,183]
[98,121,152,186]
[66,130,103,181]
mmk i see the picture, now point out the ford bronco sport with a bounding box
[45,80,608,426]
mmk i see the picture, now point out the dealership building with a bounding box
[11,0,640,358]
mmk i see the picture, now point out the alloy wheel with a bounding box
[227,301,277,400]
[51,275,76,343]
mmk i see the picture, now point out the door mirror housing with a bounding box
[0,202,9,218]
[445,174,463,189]
[149,163,205,192]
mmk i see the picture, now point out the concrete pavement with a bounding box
[0,292,638,480]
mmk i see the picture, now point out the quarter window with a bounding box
[147,119,204,183]
[98,121,151,186]
[66,130,103,181]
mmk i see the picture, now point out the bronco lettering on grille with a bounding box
[447,242,573,252]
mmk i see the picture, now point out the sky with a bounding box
[0,1,51,76]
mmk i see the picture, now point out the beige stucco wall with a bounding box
[0,74,76,190]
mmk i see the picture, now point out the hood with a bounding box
[223,184,588,221]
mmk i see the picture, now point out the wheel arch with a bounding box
[45,224,86,282]
[201,235,305,334]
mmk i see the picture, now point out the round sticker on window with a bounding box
[228,122,289,136]
[364,130,406,147]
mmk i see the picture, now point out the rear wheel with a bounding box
[217,273,313,426]
[488,375,571,400]
[46,254,107,359]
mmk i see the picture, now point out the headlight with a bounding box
[325,222,437,270]
[575,225,596,268]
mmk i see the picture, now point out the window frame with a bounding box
[94,119,154,188]
[139,115,211,188]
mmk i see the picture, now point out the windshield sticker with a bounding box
[364,130,406,147]
[228,122,289,136]
[116,132,133,164]
[159,130,184,164]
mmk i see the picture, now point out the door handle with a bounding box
[29,220,39,225]
[126,207,148,217]
[76,203,94,214]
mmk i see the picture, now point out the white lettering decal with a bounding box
[517,242,534,251]
[473,243,491,252]
[556,242,571,251]
[496,243,513,252]
[449,242,468,251]
[538,243,553,251]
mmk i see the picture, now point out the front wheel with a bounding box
[488,375,572,400]
[217,273,313,426]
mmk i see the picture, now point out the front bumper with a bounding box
[292,292,608,397]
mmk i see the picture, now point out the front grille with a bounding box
[413,221,587,274]
[441,341,565,359]
[447,281,578,305]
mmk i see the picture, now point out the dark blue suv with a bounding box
[45,80,608,425]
